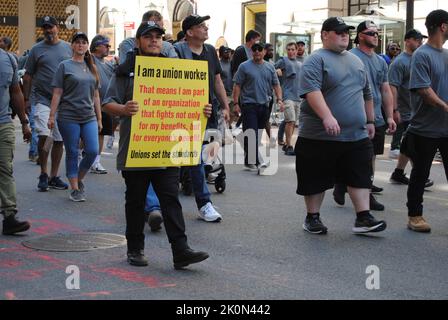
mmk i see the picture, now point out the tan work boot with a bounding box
[408,216,431,233]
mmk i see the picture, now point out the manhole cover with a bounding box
[22,233,126,252]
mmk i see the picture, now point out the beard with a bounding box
[44,33,54,42]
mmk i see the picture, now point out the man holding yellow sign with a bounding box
[102,21,210,269]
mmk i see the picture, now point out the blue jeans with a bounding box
[28,104,38,156]
[144,183,161,213]
[182,144,211,209]
[57,120,98,179]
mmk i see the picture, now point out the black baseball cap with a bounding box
[136,21,165,38]
[182,14,210,33]
[404,29,428,40]
[90,35,110,52]
[71,32,89,43]
[354,20,378,44]
[42,16,58,28]
[321,17,355,32]
[251,42,265,51]
[297,40,306,46]
[425,9,448,30]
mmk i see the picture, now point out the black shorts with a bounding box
[100,111,113,136]
[372,125,386,155]
[295,137,373,195]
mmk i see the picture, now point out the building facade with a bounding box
[2,0,448,57]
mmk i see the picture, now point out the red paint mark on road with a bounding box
[14,270,42,281]
[93,267,174,288]
[5,291,16,300]
[81,291,112,298]
[28,218,82,235]
[0,259,22,268]
[99,216,121,225]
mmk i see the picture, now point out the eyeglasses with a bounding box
[362,31,379,37]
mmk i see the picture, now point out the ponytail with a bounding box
[84,50,100,86]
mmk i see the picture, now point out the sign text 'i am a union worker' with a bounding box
[126,56,209,168]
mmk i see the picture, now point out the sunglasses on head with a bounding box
[362,31,379,37]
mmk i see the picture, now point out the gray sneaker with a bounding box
[69,189,86,202]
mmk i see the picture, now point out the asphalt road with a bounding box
[1,121,447,300]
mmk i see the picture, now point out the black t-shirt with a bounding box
[191,44,222,129]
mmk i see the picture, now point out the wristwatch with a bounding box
[366,120,375,125]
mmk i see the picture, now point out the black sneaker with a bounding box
[303,214,328,235]
[37,173,49,191]
[353,213,386,234]
[371,185,383,193]
[173,248,209,270]
[282,145,288,152]
[424,179,434,188]
[2,215,31,235]
[333,185,346,206]
[285,146,295,156]
[390,171,409,184]
[127,250,148,266]
[49,176,68,190]
[370,194,385,211]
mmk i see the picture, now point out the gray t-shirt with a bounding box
[408,44,448,138]
[234,60,279,105]
[0,49,19,124]
[298,48,372,142]
[350,47,388,127]
[25,40,72,106]
[388,52,412,122]
[51,60,97,123]
[220,59,233,95]
[118,37,177,64]
[274,57,302,101]
[93,55,114,102]
[296,55,306,63]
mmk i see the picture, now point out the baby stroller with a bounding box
[180,129,227,194]
[203,140,226,193]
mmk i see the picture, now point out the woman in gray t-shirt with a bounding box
[48,32,102,202]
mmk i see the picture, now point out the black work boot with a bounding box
[173,248,209,270]
[2,215,31,235]
[127,250,148,266]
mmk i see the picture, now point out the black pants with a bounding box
[122,168,188,252]
[241,103,269,165]
[403,132,448,216]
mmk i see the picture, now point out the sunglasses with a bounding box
[362,31,379,37]
[389,47,399,51]
[252,47,264,52]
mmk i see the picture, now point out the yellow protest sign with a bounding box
[126,56,209,168]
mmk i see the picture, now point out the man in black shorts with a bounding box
[296,17,386,235]
[333,20,397,211]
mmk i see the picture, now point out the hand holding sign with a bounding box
[124,100,139,116]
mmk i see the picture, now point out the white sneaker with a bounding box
[389,149,400,159]
[198,202,222,222]
[90,162,108,174]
